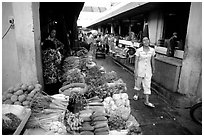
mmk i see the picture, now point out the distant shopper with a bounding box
[115,34,119,46]
[104,34,109,54]
[167,32,178,57]
[86,32,94,51]
[109,33,115,52]
[133,37,156,108]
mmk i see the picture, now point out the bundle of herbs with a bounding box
[62,68,85,86]
[85,84,111,100]
[68,92,87,113]
[30,92,68,114]
[84,66,106,87]
[108,115,127,131]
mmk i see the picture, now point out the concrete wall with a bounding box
[148,10,164,45]
[2,2,21,92]
[178,3,202,99]
[2,2,40,92]
[32,3,44,87]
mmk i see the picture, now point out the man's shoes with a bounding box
[144,102,155,108]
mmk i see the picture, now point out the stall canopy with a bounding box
[82,6,107,12]
[86,2,168,28]
[86,2,145,27]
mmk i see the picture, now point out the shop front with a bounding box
[2,2,84,92]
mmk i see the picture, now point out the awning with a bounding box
[87,2,168,28]
[82,6,107,12]
[87,2,146,27]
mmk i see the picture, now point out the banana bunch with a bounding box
[65,111,83,131]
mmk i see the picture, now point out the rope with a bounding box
[2,24,12,39]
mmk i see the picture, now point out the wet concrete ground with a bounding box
[93,55,202,135]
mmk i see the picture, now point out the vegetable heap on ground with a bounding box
[2,83,42,107]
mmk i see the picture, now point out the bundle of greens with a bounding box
[127,125,142,135]
[108,115,127,131]
[68,92,87,113]
[30,92,68,114]
[84,66,106,88]
[85,84,110,100]
[64,110,83,132]
[26,109,66,131]
[69,92,87,105]
[104,71,119,83]
[107,79,127,93]
[62,68,85,86]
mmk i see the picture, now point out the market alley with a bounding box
[94,55,201,135]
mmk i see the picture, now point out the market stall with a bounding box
[2,48,141,135]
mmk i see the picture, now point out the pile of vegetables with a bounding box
[68,92,87,113]
[76,99,110,135]
[26,110,66,134]
[48,121,67,135]
[85,85,107,100]
[81,96,110,135]
[84,65,106,86]
[91,110,109,135]
[106,79,127,93]
[62,56,80,71]
[2,83,42,108]
[108,115,127,130]
[103,93,131,121]
[127,125,142,135]
[104,71,119,83]
[62,68,85,86]
[79,109,94,135]
[2,113,22,135]
[64,110,83,133]
[85,79,126,100]
[30,92,68,114]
